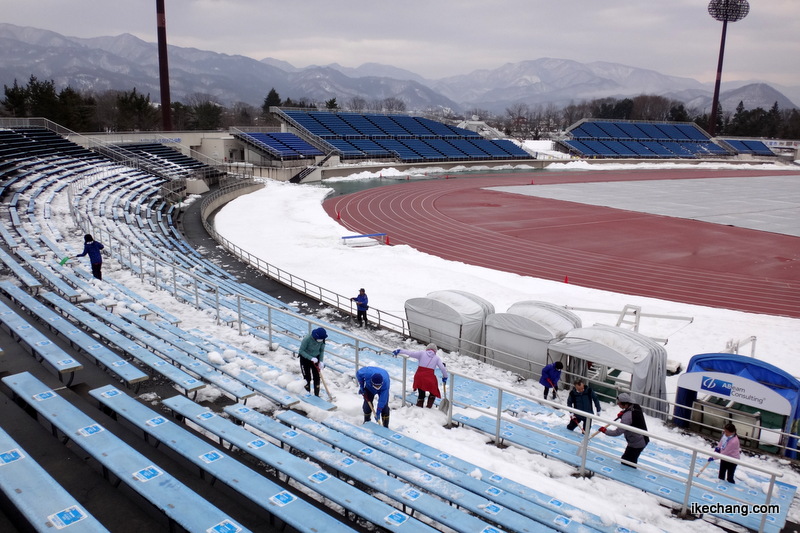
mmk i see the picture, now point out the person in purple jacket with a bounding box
[716,423,741,483]
[74,234,105,280]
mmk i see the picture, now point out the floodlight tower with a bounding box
[706,0,749,137]
[156,0,173,131]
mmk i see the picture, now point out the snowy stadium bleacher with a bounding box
[0,123,794,532]
[272,109,532,163]
[559,119,776,159]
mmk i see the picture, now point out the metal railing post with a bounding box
[494,389,504,447]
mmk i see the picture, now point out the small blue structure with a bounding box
[673,353,799,458]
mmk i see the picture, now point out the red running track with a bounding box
[323,169,800,318]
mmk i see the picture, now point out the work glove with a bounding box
[311,357,318,363]
[392,349,400,356]
[358,387,365,395]
[442,377,447,384]
[598,426,607,434]
[318,362,325,370]
[714,447,720,453]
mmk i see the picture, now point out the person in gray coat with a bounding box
[598,392,649,467]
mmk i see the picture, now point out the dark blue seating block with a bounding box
[582,140,618,157]
[390,115,436,137]
[469,139,511,158]
[674,124,709,141]
[635,123,668,140]
[653,123,687,140]
[364,115,411,137]
[616,122,648,139]
[399,139,444,160]
[563,140,596,155]
[602,140,638,157]
[326,139,365,158]
[661,141,695,158]
[596,122,631,139]
[284,111,335,137]
[490,139,530,157]
[580,122,611,139]
[743,140,774,156]
[349,139,392,157]
[621,140,656,156]
[448,139,489,157]
[415,117,458,138]
[373,139,422,161]
[639,141,674,157]
[309,113,362,138]
[422,139,466,159]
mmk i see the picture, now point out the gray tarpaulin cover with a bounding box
[548,324,668,417]
[485,301,581,379]
[405,290,494,357]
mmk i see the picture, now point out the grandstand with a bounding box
[0,121,795,533]
[275,108,532,163]
[560,119,745,159]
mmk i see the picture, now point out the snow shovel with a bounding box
[59,256,71,266]
[317,364,335,401]
[439,381,451,413]
[695,457,714,477]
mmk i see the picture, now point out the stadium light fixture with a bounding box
[706,0,749,137]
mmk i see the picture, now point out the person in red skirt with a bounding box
[393,343,448,408]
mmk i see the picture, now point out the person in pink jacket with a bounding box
[393,343,448,408]
[716,423,741,483]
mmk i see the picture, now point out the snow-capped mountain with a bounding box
[0,23,796,114]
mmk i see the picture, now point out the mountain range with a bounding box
[0,23,797,116]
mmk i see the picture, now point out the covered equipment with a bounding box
[405,290,494,358]
[548,324,668,418]
[484,300,581,380]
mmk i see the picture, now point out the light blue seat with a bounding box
[89,385,356,533]
[161,394,434,532]
[0,426,110,532]
[226,404,501,533]
[1,372,250,533]
[277,411,566,533]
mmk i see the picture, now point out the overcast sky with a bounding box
[4,0,798,86]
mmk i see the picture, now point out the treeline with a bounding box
[2,76,798,140]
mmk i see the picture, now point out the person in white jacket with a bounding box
[393,343,448,408]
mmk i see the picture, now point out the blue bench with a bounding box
[341,233,387,245]
[0,246,42,292]
[351,419,646,533]
[1,372,250,533]
[89,385,356,533]
[277,412,564,533]
[81,304,253,402]
[457,414,792,533]
[226,404,499,533]
[61,300,203,393]
[0,425,110,532]
[0,299,82,385]
[15,249,80,302]
[161,394,432,532]
[0,283,148,387]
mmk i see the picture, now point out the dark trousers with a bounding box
[719,460,737,483]
[356,309,367,326]
[362,390,390,427]
[566,415,587,431]
[91,262,102,280]
[543,386,556,399]
[620,446,645,467]
[299,357,320,395]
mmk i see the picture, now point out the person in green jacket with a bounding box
[299,327,327,396]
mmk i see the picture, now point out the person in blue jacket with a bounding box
[74,234,105,280]
[351,288,369,327]
[356,366,390,427]
[539,360,563,399]
[298,327,327,396]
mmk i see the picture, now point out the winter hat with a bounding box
[617,392,633,404]
[84,234,94,243]
[311,327,327,340]
[426,343,437,352]
[554,361,564,370]
[370,373,384,389]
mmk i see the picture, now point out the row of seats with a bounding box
[277,109,531,162]
[112,142,225,180]
[235,132,324,159]
[563,120,775,159]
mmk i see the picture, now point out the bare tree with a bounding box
[345,96,368,112]
[382,97,407,113]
